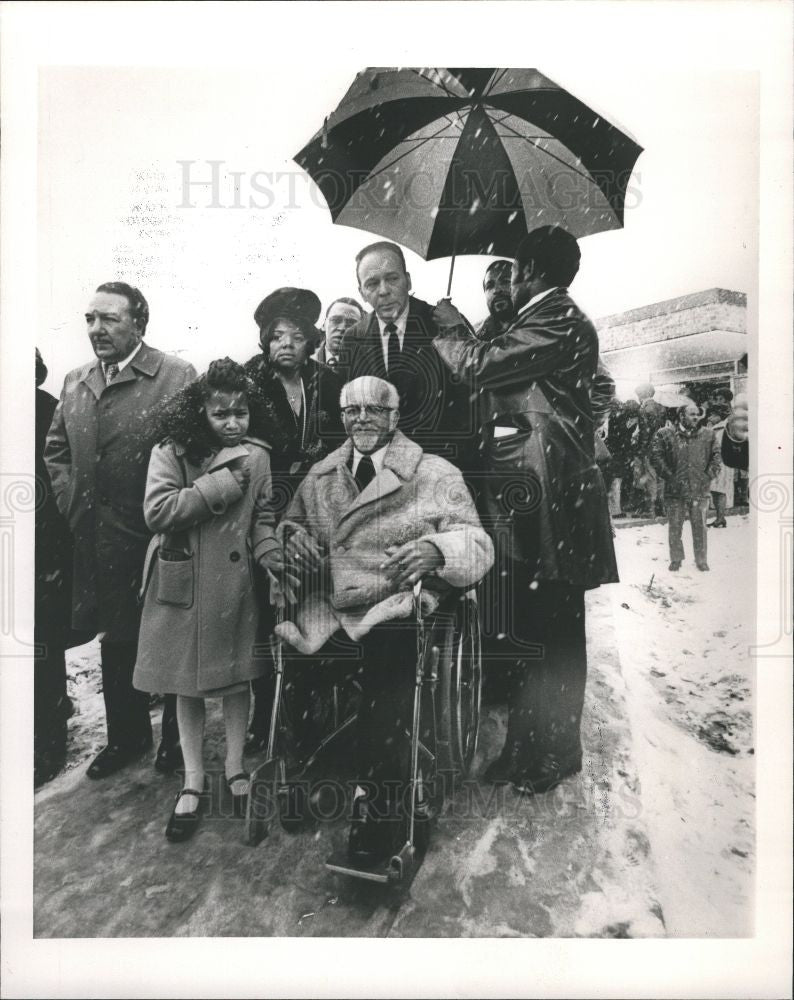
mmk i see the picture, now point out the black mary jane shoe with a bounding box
[165,784,207,843]
[226,772,250,819]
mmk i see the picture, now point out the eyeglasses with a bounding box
[340,404,394,419]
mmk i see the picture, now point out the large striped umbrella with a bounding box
[294,67,642,283]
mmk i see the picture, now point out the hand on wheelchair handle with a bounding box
[381,540,444,590]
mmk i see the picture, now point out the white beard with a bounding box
[351,430,381,453]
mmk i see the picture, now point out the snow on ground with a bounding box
[608,514,754,936]
[47,517,756,936]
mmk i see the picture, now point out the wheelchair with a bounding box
[245,582,482,886]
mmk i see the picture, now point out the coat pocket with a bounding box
[155,551,194,609]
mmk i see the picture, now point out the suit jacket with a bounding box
[337,296,478,470]
[44,342,197,639]
[274,430,494,654]
[433,288,618,589]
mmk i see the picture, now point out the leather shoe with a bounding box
[669,561,681,571]
[512,753,583,797]
[154,741,184,774]
[696,562,710,572]
[347,795,401,865]
[165,783,207,843]
[87,738,152,780]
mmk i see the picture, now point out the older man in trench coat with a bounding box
[433,226,619,796]
[45,282,196,779]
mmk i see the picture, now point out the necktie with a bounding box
[104,362,120,384]
[354,455,375,492]
[386,322,401,375]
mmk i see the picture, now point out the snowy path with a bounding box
[609,515,754,935]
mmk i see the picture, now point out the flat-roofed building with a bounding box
[597,288,748,401]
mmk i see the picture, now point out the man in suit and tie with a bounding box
[316,297,364,368]
[45,282,196,779]
[337,241,477,471]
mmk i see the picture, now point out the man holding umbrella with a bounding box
[432,225,618,796]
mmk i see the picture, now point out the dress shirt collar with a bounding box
[351,443,388,477]
[377,304,409,344]
[102,340,143,378]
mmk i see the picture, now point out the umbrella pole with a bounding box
[445,215,460,298]
[446,254,456,297]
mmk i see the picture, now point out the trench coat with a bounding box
[433,288,619,590]
[274,430,494,654]
[133,437,279,697]
[44,343,197,640]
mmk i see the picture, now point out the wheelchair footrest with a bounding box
[325,842,418,885]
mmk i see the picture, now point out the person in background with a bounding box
[721,393,749,471]
[45,283,196,779]
[651,401,721,572]
[606,398,641,517]
[35,349,78,785]
[475,260,514,340]
[706,403,733,527]
[316,297,364,368]
[634,382,667,517]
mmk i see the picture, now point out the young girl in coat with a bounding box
[134,358,284,841]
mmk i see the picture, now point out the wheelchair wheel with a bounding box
[432,591,482,781]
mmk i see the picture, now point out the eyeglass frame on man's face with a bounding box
[340,404,395,420]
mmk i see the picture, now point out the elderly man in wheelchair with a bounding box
[261,375,493,877]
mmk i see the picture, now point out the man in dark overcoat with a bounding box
[432,226,619,796]
[45,282,196,779]
[336,241,478,472]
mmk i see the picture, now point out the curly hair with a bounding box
[153,357,290,465]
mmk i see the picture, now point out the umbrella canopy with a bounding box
[295,67,643,261]
[653,390,696,409]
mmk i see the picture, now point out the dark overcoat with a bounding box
[433,288,619,590]
[44,343,196,640]
[133,438,279,696]
[338,295,479,470]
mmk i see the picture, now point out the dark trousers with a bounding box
[100,639,177,749]
[34,639,69,755]
[494,568,588,779]
[284,623,416,810]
